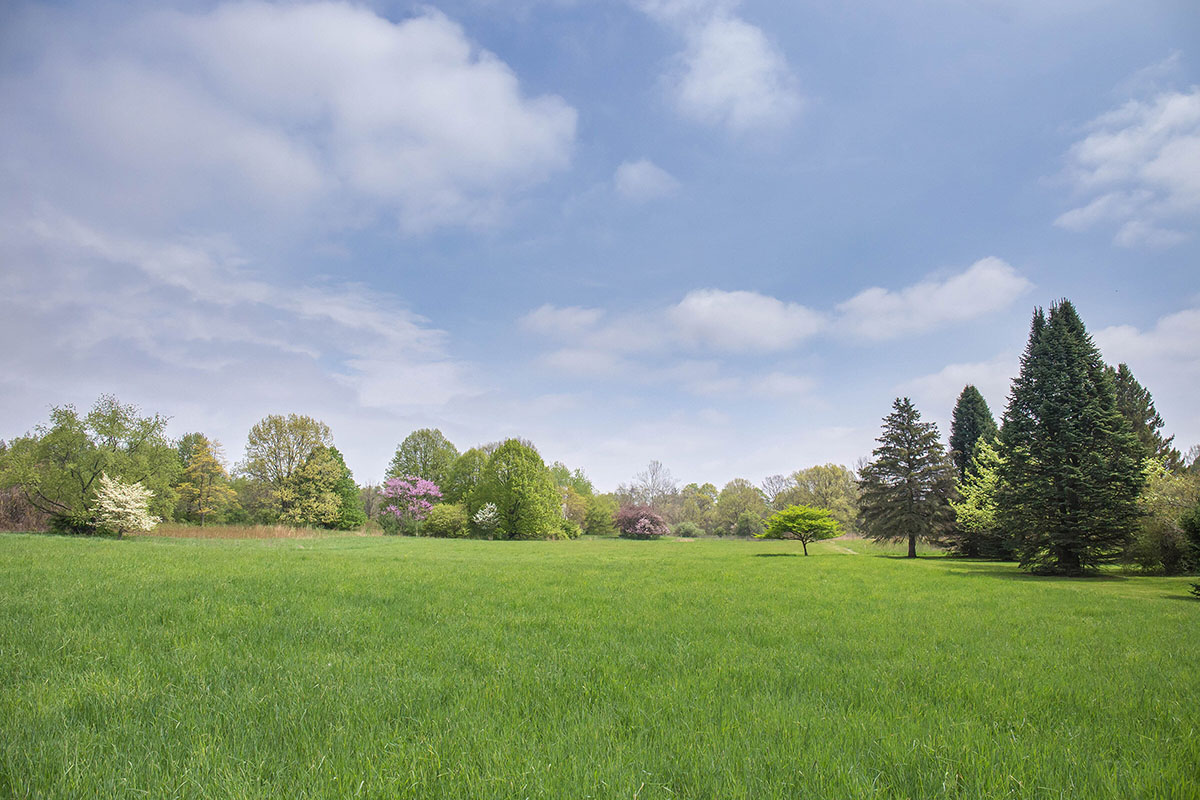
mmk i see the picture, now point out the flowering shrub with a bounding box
[473,502,500,538]
[94,473,160,536]
[615,504,669,539]
[381,476,442,535]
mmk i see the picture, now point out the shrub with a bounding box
[673,521,704,538]
[93,473,160,536]
[731,510,765,538]
[557,517,582,540]
[472,503,500,538]
[49,511,111,537]
[1182,501,1200,572]
[424,503,470,538]
[616,505,669,539]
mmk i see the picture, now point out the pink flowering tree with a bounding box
[381,476,442,535]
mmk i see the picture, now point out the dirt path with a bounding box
[828,542,858,554]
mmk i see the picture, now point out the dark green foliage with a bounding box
[1180,501,1200,572]
[732,510,765,538]
[997,301,1145,575]
[471,439,561,540]
[857,397,957,558]
[582,494,618,536]
[949,385,998,479]
[328,448,366,530]
[759,504,841,555]
[1108,363,1182,470]
[386,429,459,487]
[48,510,113,537]
[672,521,704,538]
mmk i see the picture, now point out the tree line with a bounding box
[1,298,1197,579]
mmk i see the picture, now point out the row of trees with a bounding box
[855,300,1200,575]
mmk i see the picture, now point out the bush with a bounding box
[1182,501,1200,572]
[731,510,765,538]
[673,521,704,538]
[49,511,111,537]
[616,505,669,539]
[424,503,469,538]
[557,517,582,540]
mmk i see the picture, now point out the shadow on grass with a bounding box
[754,553,799,558]
[944,562,1130,582]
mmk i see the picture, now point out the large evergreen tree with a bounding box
[997,301,1145,575]
[949,385,998,479]
[857,397,957,558]
[1108,363,1182,470]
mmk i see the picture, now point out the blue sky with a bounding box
[1,0,1198,490]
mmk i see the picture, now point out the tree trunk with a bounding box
[802,540,808,556]
[907,533,917,558]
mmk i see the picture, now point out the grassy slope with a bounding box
[0,534,1196,799]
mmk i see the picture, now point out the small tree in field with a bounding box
[758,505,841,555]
[616,505,669,539]
[94,473,160,536]
[472,502,500,538]
[381,476,442,535]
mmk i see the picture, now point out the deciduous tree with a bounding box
[94,473,160,536]
[176,435,237,526]
[386,428,459,487]
[471,439,561,540]
[758,505,841,555]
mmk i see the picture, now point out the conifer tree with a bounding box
[1108,363,1182,470]
[857,397,957,558]
[948,385,998,479]
[946,438,1011,558]
[997,301,1145,574]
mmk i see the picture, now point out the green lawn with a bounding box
[1,534,1196,799]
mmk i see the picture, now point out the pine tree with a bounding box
[949,385,998,479]
[857,397,957,558]
[1108,363,1182,470]
[997,301,1145,574]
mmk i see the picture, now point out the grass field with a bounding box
[1,534,1196,799]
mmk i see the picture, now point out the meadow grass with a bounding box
[0,534,1196,799]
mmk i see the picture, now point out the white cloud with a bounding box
[670,289,823,351]
[0,2,577,235]
[898,353,1016,429]
[670,15,801,134]
[1056,86,1200,247]
[835,257,1033,341]
[614,159,680,201]
[633,1,801,134]
[521,304,606,337]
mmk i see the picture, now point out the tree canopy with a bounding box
[386,428,459,487]
[759,504,841,555]
[949,385,998,480]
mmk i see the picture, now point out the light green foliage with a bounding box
[947,439,1010,559]
[1128,459,1200,574]
[775,464,859,533]
[1,535,1196,798]
[424,503,470,538]
[443,447,488,504]
[92,473,159,535]
[714,478,767,535]
[386,428,459,486]
[562,485,589,528]
[277,447,363,530]
[582,494,618,536]
[759,504,841,554]
[672,521,704,538]
[175,435,237,526]
[858,397,957,558]
[240,414,332,488]
[472,439,561,540]
[549,461,594,496]
[669,482,719,533]
[0,395,179,522]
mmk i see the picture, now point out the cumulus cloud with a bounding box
[898,353,1016,427]
[1055,85,1200,247]
[614,159,680,201]
[633,0,801,134]
[0,2,577,235]
[835,257,1033,341]
[670,289,823,351]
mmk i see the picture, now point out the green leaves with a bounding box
[760,505,841,554]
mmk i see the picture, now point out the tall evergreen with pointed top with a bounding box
[949,385,998,479]
[997,301,1144,574]
[857,397,957,558]
[1108,363,1182,470]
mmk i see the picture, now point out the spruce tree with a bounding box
[949,385,998,479]
[997,301,1145,574]
[857,397,957,558]
[1108,363,1182,470]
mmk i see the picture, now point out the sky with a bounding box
[1,0,1198,491]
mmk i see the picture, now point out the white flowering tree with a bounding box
[94,473,160,536]
[473,502,500,538]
